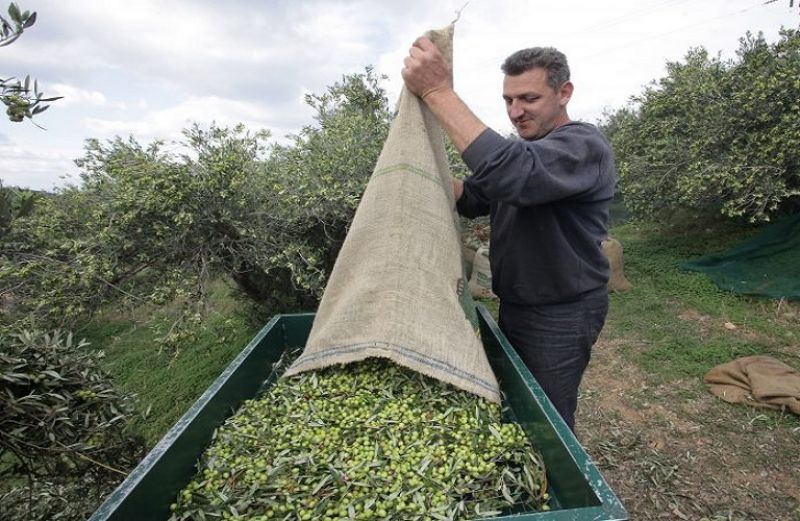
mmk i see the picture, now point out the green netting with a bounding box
[682,213,800,300]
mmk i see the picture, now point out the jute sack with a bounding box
[468,244,496,299]
[284,25,500,403]
[705,355,800,415]
[602,236,632,292]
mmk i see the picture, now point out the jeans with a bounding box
[498,289,609,433]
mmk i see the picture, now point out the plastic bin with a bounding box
[89,305,627,520]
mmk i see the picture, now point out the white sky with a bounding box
[1,0,797,190]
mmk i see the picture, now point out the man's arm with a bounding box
[401,37,487,153]
[422,89,487,153]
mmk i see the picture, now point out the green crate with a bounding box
[89,305,627,520]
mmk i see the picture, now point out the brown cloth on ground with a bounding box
[704,355,800,415]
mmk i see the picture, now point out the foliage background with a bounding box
[0,68,392,519]
[2,22,800,521]
[602,28,800,222]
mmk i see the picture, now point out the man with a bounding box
[402,38,616,432]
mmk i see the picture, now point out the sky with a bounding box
[1,0,797,191]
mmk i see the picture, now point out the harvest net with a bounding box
[682,213,800,300]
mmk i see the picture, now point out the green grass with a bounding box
[605,217,799,383]
[79,280,264,446]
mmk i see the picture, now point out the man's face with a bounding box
[503,67,573,140]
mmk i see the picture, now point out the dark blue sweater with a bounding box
[457,122,616,305]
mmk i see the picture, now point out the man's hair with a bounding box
[501,47,570,90]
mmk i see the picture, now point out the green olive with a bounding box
[169,356,550,520]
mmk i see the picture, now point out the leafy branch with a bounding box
[1,2,62,125]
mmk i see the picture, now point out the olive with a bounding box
[169,356,550,520]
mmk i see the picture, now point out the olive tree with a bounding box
[0,68,391,337]
[603,28,800,222]
[265,66,392,297]
[1,125,276,344]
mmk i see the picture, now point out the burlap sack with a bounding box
[602,236,632,292]
[284,25,500,403]
[704,355,800,415]
[468,244,496,299]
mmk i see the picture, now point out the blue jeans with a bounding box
[499,289,608,433]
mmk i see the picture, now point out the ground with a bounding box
[577,335,800,521]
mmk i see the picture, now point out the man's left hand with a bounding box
[452,177,464,202]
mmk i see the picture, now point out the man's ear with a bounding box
[559,81,574,107]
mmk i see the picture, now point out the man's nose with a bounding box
[508,99,524,120]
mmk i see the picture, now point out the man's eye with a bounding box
[524,96,538,103]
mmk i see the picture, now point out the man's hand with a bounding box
[400,35,487,153]
[452,177,464,202]
[401,37,452,100]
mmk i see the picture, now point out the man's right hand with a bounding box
[401,36,452,100]
[401,35,488,153]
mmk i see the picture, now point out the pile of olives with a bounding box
[169,355,549,520]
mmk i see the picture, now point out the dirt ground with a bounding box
[577,337,800,521]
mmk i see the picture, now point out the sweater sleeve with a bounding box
[455,176,491,218]
[461,125,607,207]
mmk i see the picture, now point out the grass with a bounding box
[79,280,264,446]
[605,217,799,384]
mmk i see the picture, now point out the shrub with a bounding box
[0,329,143,520]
